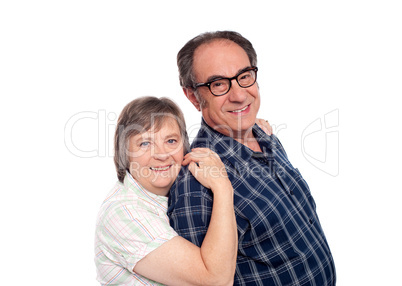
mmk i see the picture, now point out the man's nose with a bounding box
[227,79,247,102]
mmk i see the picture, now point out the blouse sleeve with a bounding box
[97,202,178,272]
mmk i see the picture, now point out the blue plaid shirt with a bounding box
[168,119,336,285]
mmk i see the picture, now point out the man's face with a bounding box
[192,40,260,139]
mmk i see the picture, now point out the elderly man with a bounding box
[168,31,336,285]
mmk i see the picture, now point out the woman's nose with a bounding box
[152,145,169,160]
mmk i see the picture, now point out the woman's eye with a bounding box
[167,139,177,144]
[140,142,150,147]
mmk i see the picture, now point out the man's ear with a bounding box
[183,88,201,111]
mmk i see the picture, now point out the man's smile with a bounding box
[229,104,250,114]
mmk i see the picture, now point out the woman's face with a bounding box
[128,117,184,196]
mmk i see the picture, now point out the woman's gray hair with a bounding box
[114,96,190,183]
[177,31,258,104]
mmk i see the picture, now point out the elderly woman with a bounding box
[95,96,271,285]
[95,96,238,286]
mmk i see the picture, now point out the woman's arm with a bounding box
[134,148,237,286]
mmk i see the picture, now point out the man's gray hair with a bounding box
[177,31,258,103]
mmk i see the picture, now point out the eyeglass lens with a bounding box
[210,69,256,96]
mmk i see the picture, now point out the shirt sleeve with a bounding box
[168,178,213,247]
[98,203,178,272]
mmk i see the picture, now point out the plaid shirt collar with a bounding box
[192,118,279,166]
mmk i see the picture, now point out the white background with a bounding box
[1,1,401,285]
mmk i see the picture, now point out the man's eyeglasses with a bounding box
[194,67,258,96]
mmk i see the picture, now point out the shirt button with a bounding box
[309,218,314,224]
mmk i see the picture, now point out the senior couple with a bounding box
[95,31,336,285]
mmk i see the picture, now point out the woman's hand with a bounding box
[256,118,272,135]
[182,148,230,192]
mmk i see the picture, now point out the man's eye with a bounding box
[239,73,251,80]
[211,80,228,89]
[167,139,177,144]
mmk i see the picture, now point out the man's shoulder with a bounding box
[168,166,215,214]
[170,167,205,196]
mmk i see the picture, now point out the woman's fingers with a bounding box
[183,148,220,166]
[256,118,272,136]
[184,148,229,190]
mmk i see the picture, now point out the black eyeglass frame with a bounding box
[193,66,258,96]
